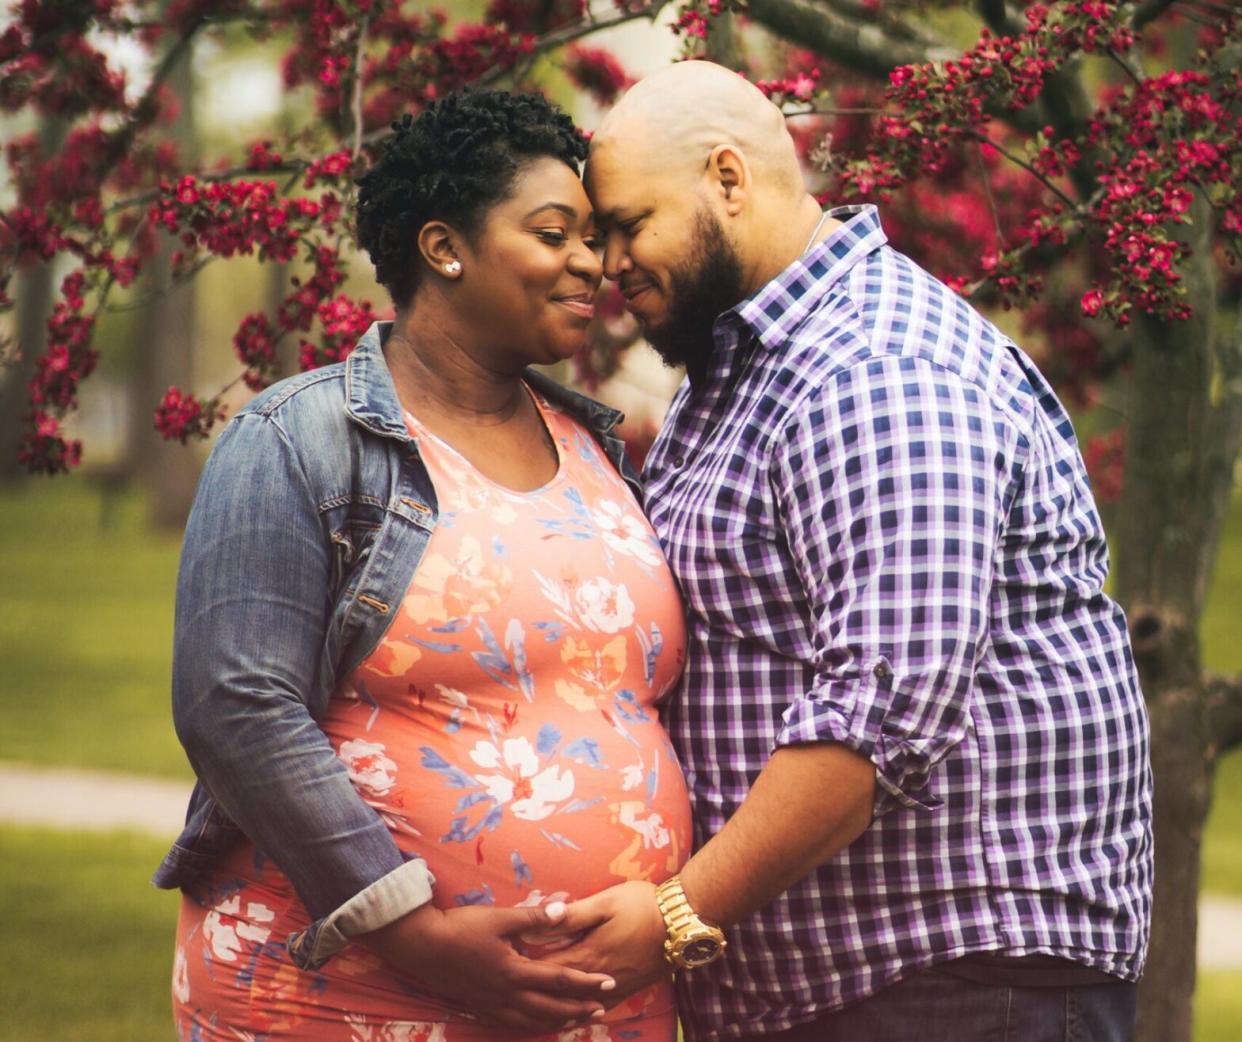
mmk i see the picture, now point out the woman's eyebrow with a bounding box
[523,202,579,220]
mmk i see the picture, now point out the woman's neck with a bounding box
[385,307,526,424]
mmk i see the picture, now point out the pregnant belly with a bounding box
[328,706,693,909]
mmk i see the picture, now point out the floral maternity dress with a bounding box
[172,386,691,1042]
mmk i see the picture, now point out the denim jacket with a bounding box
[153,321,638,968]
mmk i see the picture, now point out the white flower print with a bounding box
[172,944,190,1003]
[618,803,671,849]
[202,895,275,962]
[339,738,398,798]
[620,761,644,792]
[557,1026,612,1042]
[574,577,636,634]
[591,499,660,567]
[469,736,575,820]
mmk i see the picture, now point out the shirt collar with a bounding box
[731,204,888,352]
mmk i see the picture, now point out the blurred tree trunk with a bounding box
[129,31,200,530]
[0,117,68,483]
[1114,201,1242,1042]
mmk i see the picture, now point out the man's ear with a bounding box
[706,144,750,216]
[417,220,464,279]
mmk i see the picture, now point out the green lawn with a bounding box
[0,826,180,1042]
[0,477,189,778]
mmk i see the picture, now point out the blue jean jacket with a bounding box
[153,321,638,968]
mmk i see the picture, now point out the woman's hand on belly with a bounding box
[536,881,670,1002]
[357,900,617,1031]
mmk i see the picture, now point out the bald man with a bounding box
[541,61,1152,1042]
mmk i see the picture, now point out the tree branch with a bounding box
[1132,0,1178,30]
[1206,672,1242,756]
[976,0,1023,37]
[746,0,955,80]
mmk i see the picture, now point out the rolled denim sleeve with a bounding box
[770,355,1018,816]
[172,412,432,963]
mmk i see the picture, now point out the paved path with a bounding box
[4,761,1242,971]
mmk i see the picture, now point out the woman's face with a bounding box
[458,155,603,368]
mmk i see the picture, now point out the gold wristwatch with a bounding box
[654,876,726,969]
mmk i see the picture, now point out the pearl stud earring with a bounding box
[445,260,462,275]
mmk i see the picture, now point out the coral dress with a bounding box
[172,386,691,1042]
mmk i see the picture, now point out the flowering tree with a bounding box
[2,1,1240,1038]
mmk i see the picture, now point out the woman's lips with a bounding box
[554,296,595,319]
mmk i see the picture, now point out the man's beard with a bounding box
[643,209,745,386]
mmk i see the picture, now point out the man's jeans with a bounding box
[734,966,1137,1042]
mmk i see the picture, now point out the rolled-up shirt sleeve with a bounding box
[173,412,434,968]
[770,354,1018,816]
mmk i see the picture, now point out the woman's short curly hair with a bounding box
[355,89,588,309]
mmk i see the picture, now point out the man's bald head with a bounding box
[592,60,803,192]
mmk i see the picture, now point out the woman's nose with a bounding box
[569,239,604,286]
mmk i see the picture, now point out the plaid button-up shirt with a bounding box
[644,206,1153,1040]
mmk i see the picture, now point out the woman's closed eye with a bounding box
[536,228,569,245]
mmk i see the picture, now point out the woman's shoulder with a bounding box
[238,362,349,423]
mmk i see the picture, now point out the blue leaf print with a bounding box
[534,517,595,540]
[636,621,663,687]
[420,746,482,789]
[445,709,462,734]
[561,797,605,814]
[455,884,495,906]
[511,850,534,889]
[563,737,607,769]
[532,620,564,642]
[647,748,660,806]
[429,618,469,634]
[454,790,494,814]
[539,829,583,851]
[410,637,464,654]
[536,722,561,757]
[492,534,508,559]
[420,747,452,771]
[354,678,382,731]
[614,689,650,722]
[471,617,517,690]
[506,618,535,702]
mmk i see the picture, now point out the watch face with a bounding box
[682,938,722,966]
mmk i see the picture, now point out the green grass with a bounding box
[0,476,189,778]
[1200,490,1242,897]
[0,825,181,1042]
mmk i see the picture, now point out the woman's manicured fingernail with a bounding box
[599,978,616,992]
[545,900,566,919]
[592,1008,607,1018]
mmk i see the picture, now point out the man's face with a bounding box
[586,144,745,377]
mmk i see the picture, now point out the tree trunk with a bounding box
[128,32,200,530]
[1114,200,1242,1042]
[1,116,68,482]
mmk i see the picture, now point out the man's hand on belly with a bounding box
[536,881,670,1001]
[358,900,618,1030]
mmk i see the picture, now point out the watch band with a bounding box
[655,876,726,968]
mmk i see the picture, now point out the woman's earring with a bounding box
[444,260,462,276]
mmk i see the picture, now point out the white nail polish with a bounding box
[545,900,566,919]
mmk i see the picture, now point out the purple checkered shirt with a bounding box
[643,205,1153,1040]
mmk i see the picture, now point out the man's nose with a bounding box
[602,234,632,281]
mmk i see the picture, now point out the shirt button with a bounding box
[873,662,891,680]
[675,455,685,467]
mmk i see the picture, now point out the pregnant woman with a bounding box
[156,89,690,1041]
